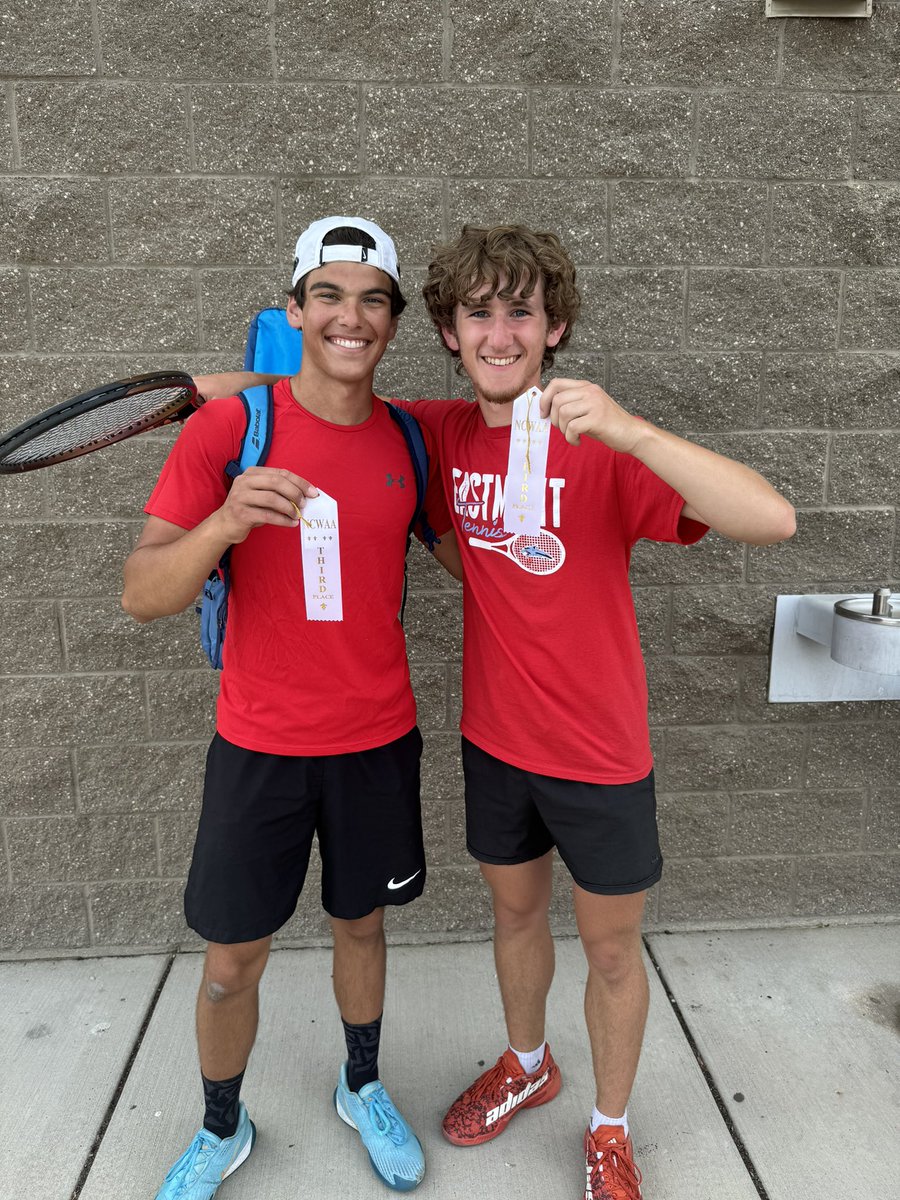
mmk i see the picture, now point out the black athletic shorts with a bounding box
[462,737,662,895]
[184,727,426,943]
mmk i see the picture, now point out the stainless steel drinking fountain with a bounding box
[768,588,900,702]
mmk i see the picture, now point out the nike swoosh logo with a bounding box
[387,870,422,890]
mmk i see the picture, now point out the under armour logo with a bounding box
[386,473,406,488]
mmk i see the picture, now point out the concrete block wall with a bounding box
[1,1,898,952]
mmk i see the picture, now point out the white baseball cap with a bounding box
[291,216,401,289]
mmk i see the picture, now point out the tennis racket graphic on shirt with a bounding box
[0,372,200,473]
[468,529,566,575]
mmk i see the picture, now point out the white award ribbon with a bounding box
[504,386,550,535]
[299,490,343,622]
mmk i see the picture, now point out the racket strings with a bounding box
[0,385,192,467]
[509,532,563,573]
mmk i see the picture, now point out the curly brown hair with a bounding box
[422,224,580,372]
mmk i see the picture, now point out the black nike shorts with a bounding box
[184,727,425,943]
[462,738,662,895]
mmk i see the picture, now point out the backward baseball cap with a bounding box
[291,216,401,288]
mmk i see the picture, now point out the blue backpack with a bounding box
[198,378,436,669]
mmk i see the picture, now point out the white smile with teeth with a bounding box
[484,356,518,366]
[329,337,368,349]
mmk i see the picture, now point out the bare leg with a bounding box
[573,887,649,1117]
[196,936,272,1081]
[481,853,555,1051]
[331,908,387,1023]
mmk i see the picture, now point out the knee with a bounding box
[332,909,385,945]
[581,932,643,984]
[492,894,549,936]
[204,943,268,1000]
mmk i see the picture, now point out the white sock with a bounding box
[590,1106,629,1137]
[509,1041,545,1075]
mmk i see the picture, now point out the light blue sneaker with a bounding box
[154,1102,256,1199]
[334,1063,425,1192]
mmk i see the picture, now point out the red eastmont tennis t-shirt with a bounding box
[146,379,449,755]
[397,398,708,784]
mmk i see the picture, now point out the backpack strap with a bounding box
[226,383,275,479]
[385,401,437,552]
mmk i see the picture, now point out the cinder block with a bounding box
[748,509,894,584]
[0,600,62,672]
[0,473,46,521]
[421,788,468,867]
[1,0,95,76]
[46,438,171,520]
[373,354,449,403]
[146,671,219,741]
[855,97,900,179]
[0,104,11,170]
[0,674,147,747]
[696,93,852,180]
[63,601,206,672]
[0,522,138,600]
[406,538,461,591]
[380,269,438,355]
[448,179,608,264]
[98,0,272,80]
[657,792,730,859]
[16,83,191,174]
[410,663,448,732]
[828,433,900,506]
[771,184,900,267]
[664,726,805,792]
[0,748,75,816]
[449,0,612,84]
[76,743,206,813]
[864,791,900,851]
[110,179,277,267]
[89,879,196,946]
[806,724,900,790]
[448,662,462,728]
[671,585,776,656]
[192,85,359,173]
[31,269,197,354]
[619,0,778,86]
[613,182,767,265]
[729,790,865,855]
[658,856,795,923]
[692,431,826,507]
[275,0,442,81]
[198,267,286,353]
[0,885,90,952]
[365,87,529,176]
[574,268,684,352]
[533,90,692,178]
[0,180,108,265]
[783,4,900,93]
[633,586,671,656]
[0,270,30,351]
[630,532,744,588]
[404,592,463,663]
[281,179,443,268]
[646,655,741,727]
[610,353,762,433]
[689,269,840,350]
[6,814,157,883]
[794,854,900,917]
[840,270,900,350]
[421,732,464,803]
[762,352,900,430]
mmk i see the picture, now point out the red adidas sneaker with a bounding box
[442,1045,561,1146]
[583,1125,643,1200]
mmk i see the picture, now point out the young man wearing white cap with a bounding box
[123,217,456,1199]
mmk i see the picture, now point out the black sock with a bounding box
[342,1013,383,1092]
[201,1069,245,1140]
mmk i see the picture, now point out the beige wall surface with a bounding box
[1,1,898,952]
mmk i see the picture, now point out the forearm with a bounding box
[194,371,284,399]
[122,517,232,622]
[630,423,796,546]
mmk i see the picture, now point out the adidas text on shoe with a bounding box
[334,1062,425,1192]
[583,1125,643,1200]
[154,1102,256,1200]
[442,1045,561,1147]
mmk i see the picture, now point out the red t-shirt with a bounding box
[145,379,450,755]
[397,398,707,784]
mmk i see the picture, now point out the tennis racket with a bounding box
[0,371,199,474]
[468,529,566,575]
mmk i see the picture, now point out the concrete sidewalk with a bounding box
[1,925,897,1200]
